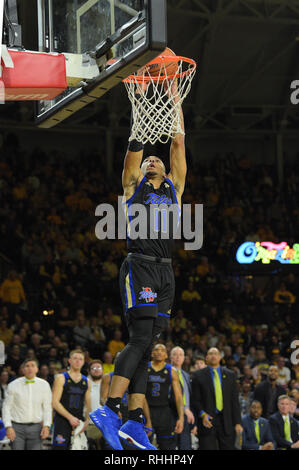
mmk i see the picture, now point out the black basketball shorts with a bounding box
[52,414,72,449]
[119,253,175,329]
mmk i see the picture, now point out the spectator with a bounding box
[251,348,271,381]
[241,400,275,450]
[276,356,291,387]
[191,347,243,450]
[73,316,94,348]
[239,382,254,417]
[239,364,255,389]
[86,360,104,450]
[38,364,51,385]
[269,395,299,449]
[253,366,287,418]
[47,362,58,388]
[56,306,74,341]
[6,345,23,374]
[273,282,296,304]
[0,369,9,414]
[170,346,194,450]
[102,351,114,375]
[181,281,201,303]
[0,270,26,315]
[2,358,52,450]
[245,346,257,367]
[0,320,14,347]
[193,356,207,372]
[107,329,125,359]
[289,397,299,420]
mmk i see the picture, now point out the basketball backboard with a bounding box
[34,0,167,128]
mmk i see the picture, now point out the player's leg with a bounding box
[118,313,167,450]
[90,258,159,450]
[107,314,156,413]
[51,415,72,450]
[90,314,156,450]
[151,407,176,450]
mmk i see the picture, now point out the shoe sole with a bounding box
[119,430,152,450]
[90,411,123,450]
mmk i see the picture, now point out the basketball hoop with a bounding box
[123,50,196,145]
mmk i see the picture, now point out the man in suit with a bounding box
[242,400,275,450]
[191,347,243,450]
[170,346,194,450]
[253,365,285,418]
[269,395,299,450]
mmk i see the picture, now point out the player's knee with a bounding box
[129,332,152,354]
[127,318,154,353]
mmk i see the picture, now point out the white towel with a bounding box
[70,420,88,450]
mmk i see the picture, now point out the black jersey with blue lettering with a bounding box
[146,362,173,408]
[124,176,180,259]
[60,372,88,421]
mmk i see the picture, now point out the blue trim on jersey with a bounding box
[124,283,128,311]
[165,178,179,206]
[63,372,69,386]
[165,363,173,383]
[81,374,88,387]
[158,312,170,318]
[62,372,87,387]
[128,263,136,306]
[126,303,158,311]
[124,176,146,206]
[165,178,181,229]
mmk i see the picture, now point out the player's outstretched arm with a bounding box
[122,87,148,199]
[122,147,144,199]
[167,82,187,200]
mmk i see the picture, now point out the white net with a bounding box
[124,57,196,145]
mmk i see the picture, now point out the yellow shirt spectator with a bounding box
[108,339,125,358]
[0,320,13,346]
[274,283,296,304]
[102,363,115,374]
[0,277,26,304]
[181,282,201,302]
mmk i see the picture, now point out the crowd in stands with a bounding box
[0,134,299,440]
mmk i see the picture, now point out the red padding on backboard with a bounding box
[1,49,67,100]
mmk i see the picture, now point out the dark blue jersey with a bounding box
[124,177,180,258]
[59,372,88,421]
[146,362,173,408]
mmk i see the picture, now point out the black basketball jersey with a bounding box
[146,362,173,408]
[124,176,180,259]
[59,372,88,421]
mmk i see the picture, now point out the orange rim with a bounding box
[123,55,197,83]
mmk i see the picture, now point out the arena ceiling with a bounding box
[1,0,299,136]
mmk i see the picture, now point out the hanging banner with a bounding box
[236,241,299,265]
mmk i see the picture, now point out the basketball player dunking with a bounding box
[90,83,186,450]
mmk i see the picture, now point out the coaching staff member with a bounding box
[191,347,243,450]
[2,358,52,450]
